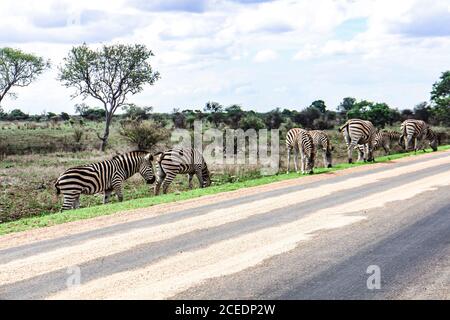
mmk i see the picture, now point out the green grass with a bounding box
[1,145,449,236]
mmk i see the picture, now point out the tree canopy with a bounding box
[0,47,50,105]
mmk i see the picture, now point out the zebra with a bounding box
[356,130,402,158]
[285,128,303,173]
[400,119,438,152]
[154,147,211,195]
[55,150,155,211]
[295,129,315,174]
[339,119,377,163]
[308,130,333,168]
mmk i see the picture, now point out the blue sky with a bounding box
[0,0,449,114]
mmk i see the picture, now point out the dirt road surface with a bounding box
[1,150,449,299]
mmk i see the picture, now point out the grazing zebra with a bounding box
[285,128,303,173]
[309,130,333,168]
[339,119,377,163]
[55,151,155,211]
[295,129,315,174]
[400,119,438,152]
[154,147,211,195]
[356,130,402,158]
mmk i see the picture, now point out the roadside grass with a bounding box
[1,145,449,236]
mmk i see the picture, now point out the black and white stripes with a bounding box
[154,147,211,195]
[339,119,377,163]
[295,129,315,174]
[400,119,438,152]
[309,130,333,168]
[55,151,155,210]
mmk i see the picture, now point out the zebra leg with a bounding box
[113,184,124,202]
[162,172,177,194]
[103,189,113,204]
[286,148,291,174]
[294,147,299,173]
[61,193,79,211]
[188,173,194,189]
[300,149,305,174]
[195,170,204,188]
[73,195,81,209]
[357,146,365,162]
[154,169,166,196]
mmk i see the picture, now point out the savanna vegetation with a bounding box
[0,43,449,227]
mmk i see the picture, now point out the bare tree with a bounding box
[58,43,160,151]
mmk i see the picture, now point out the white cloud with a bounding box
[0,0,449,113]
[253,49,278,63]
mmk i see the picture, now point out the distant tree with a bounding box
[310,100,327,113]
[0,47,50,105]
[225,104,245,129]
[298,106,322,128]
[338,97,356,112]
[204,101,224,127]
[122,104,153,121]
[239,112,265,131]
[75,103,105,121]
[172,108,186,129]
[413,102,432,122]
[60,112,70,121]
[264,108,284,129]
[366,102,391,128]
[401,109,414,121]
[6,108,29,120]
[431,71,450,106]
[119,119,170,151]
[430,71,450,126]
[58,43,160,151]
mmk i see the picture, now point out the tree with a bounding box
[58,43,160,151]
[122,103,153,121]
[413,102,432,122]
[204,101,224,127]
[310,100,327,113]
[0,48,50,105]
[239,112,265,131]
[119,119,170,151]
[225,104,245,129]
[6,108,29,120]
[264,108,284,129]
[338,97,356,112]
[430,71,450,126]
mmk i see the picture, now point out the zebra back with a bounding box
[157,148,210,184]
[340,119,377,145]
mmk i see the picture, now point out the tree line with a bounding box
[0,44,449,151]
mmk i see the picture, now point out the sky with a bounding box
[0,0,449,114]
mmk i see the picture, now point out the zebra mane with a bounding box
[112,150,149,160]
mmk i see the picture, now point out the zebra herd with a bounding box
[286,118,439,173]
[55,118,439,211]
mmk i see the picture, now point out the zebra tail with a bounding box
[338,122,348,132]
[54,180,61,195]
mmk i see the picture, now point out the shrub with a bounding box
[119,120,170,151]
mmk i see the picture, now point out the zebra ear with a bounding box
[154,152,164,162]
[144,153,153,161]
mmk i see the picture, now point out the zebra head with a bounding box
[140,153,156,184]
[202,165,212,187]
[305,148,315,174]
[428,129,438,151]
